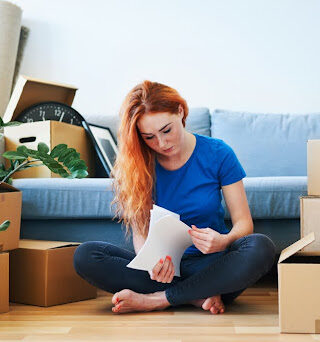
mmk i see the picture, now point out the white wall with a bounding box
[13,0,320,118]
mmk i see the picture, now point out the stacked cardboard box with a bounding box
[278,140,320,333]
[0,252,9,314]
[0,182,22,314]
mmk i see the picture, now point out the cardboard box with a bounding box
[0,182,22,252]
[278,232,320,333]
[4,120,95,178]
[9,239,97,307]
[307,140,320,196]
[300,196,320,255]
[0,252,9,314]
[3,75,95,178]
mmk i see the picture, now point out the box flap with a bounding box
[0,182,20,193]
[278,232,315,263]
[3,75,78,122]
[18,239,80,250]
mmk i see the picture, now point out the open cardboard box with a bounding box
[278,232,320,333]
[307,140,320,196]
[0,252,9,314]
[9,239,97,307]
[0,182,22,252]
[3,75,95,178]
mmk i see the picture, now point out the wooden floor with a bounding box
[0,271,318,341]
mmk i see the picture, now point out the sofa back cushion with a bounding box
[185,107,211,136]
[211,109,320,177]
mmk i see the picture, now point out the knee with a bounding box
[247,233,276,271]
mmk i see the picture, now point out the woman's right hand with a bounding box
[148,255,175,283]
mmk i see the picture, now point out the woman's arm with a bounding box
[189,179,253,254]
[222,179,253,247]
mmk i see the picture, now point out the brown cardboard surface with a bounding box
[18,239,79,250]
[300,197,320,255]
[9,239,97,306]
[0,182,22,252]
[3,75,77,122]
[278,232,320,333]
[278,232,315,263]
[0,252,9,314]
[278,263,320,333]
[4,120,95,178]
[307,140,320,196]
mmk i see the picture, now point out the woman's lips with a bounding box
[163,146,174,152]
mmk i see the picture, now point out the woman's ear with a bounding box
[178,104,184,118]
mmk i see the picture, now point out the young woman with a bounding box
[73,80,276,315]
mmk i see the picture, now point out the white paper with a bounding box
[127,205,193,277]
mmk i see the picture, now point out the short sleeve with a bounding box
[218,141,246,186]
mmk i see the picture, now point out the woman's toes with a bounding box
[202,297,214,310]
[111,292,120,305]
[210,305,219,314]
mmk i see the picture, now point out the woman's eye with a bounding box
[145,129,171,140]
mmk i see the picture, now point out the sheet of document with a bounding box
[127,205,193,277]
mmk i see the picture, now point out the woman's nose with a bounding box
[157,136,166,148]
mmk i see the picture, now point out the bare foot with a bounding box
[189,295,225,314]
[111,289,170,314]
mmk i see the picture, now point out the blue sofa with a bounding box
[13,108,319,254]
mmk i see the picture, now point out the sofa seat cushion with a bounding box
[13,178,115,220]
[223,176,307,220]
[14,176,306,221]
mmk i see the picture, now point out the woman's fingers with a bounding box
[150,256,174,283]
[151,258,164,279]
[158,256,171,282]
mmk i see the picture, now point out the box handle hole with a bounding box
[19,137,36,143]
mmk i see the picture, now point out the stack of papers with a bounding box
[126,205,193,277]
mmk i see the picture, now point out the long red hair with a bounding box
[110,80,189,240]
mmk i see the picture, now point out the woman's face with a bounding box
[136,109,185,158]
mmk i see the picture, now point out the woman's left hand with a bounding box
[188,225,229,254]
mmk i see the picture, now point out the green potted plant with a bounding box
[0,117,88,235]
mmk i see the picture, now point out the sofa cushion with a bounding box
[13,178,116,220]
[223,176,307,220]
[13,176,306,221]
[211,109,320,177]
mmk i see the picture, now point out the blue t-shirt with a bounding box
[154,133,246,255]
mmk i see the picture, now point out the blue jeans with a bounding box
[73,233,276,306]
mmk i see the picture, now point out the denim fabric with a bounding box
[73,233,275,307]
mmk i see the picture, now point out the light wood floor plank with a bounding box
[0,274,317,341]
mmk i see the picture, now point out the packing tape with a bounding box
[315,319,320,333]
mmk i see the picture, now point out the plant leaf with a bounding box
[3,121,22,127]
[0,220,10,231]
[38,143,49,154]
[50,144,67,158]
[2,151,27,160]
[17,145,29,157]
